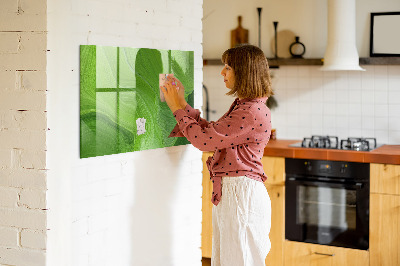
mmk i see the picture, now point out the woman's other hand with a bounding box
[161,77,186,113]
[173,77,188,108]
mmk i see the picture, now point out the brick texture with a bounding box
[21,229,46,250]
[0,0,47,264]
[0,227,19,247]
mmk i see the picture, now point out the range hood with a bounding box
[320,0,365,71]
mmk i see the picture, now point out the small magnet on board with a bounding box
[136,118,146,135]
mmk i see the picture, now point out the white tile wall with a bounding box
[203,65,400,144]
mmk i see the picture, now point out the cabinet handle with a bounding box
[314,252,335,257]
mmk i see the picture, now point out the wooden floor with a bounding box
[202,257,211,266]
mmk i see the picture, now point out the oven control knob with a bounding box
[304,161,312,171]
[340,164,347,174]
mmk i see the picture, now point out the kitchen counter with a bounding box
[263,139,400,165]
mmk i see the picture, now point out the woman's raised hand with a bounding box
[160,76,186,113]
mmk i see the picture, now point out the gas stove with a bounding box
[289,135,381,151]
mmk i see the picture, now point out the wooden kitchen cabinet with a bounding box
[370,193,400,266]
[261,156,285,186]
[201,152,213,258]
[370,163,400,195]
[370,163,400,266]
[201,154,286,266]
[264,184,285,266]
[262,156,285,266]
[284,241,369,266]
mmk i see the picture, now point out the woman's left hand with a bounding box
[161,77,185,113]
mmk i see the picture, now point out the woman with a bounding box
[161,44,273,266]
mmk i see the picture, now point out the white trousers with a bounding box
[212,176,271,266]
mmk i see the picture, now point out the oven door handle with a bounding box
[287,177,364,189]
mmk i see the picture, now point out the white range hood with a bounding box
[320,0,365,71]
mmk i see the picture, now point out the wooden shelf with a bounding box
[203,58,323,67]
[268,58,322,67]
[359,57,400,65]
[203,57,400,67]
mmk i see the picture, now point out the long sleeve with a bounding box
[172,105,258,152]
[169,104,211,137]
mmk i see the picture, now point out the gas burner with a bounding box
[301,135,339,149]
[340,137,377,151]
[290,136,380,151]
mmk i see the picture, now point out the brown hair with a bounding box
[221,44,273,99]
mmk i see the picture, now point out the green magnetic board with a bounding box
[80,45,194,158]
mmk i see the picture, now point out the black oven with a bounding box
[285,158,369,250]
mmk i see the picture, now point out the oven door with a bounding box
[285,177,369,250]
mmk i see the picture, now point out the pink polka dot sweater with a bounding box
[169,97,272,206]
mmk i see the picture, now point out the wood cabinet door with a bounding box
[284,241,369,266]
[370,193,400,266]
[201,152,213,258]
[262,156,285,186]
[370,163,400,195]
[264,184,285,266]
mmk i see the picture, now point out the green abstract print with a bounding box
[80,45,194,158]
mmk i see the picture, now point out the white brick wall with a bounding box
[46,1,203,266]
[0,0,48,265]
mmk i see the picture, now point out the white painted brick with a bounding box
[0,9,47,31]
[0,149,11,169]
[0,247,45,266]
[0,32,20,54]
[190,159,203,174]
[16,70,47,91]
[166,0,192,15]
[87,232,106,263]
[0,129,46,150]
[136,24,170,42]
[194,68,203,85]
[0,110,47,130]
[0,32,47,71]
[87,164,109,183]
[0,0,46,15]
[180,15,202,30]
[0,227,19,247]
[20,229,46,249]
[12,148,22,169]
[130,0,166,11]
[72,218,88,237]
[71,166,88,186]
[0,52,46,72]
[19,0,47,15]
[0,0,18,13]
[104,162,122,179]
[191,31,203,44]
[152,10,180,27]
[0,187,19,208]
[87,212,109,233]
[20,149,46,170]
[189,3,203,19]
[0,90,46,111]
[0,71,16,90]
[121,161,134,176]
[0,169,47,189]
[0,208,46,230]
[105,178,123,196]
[19,189,46,209]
